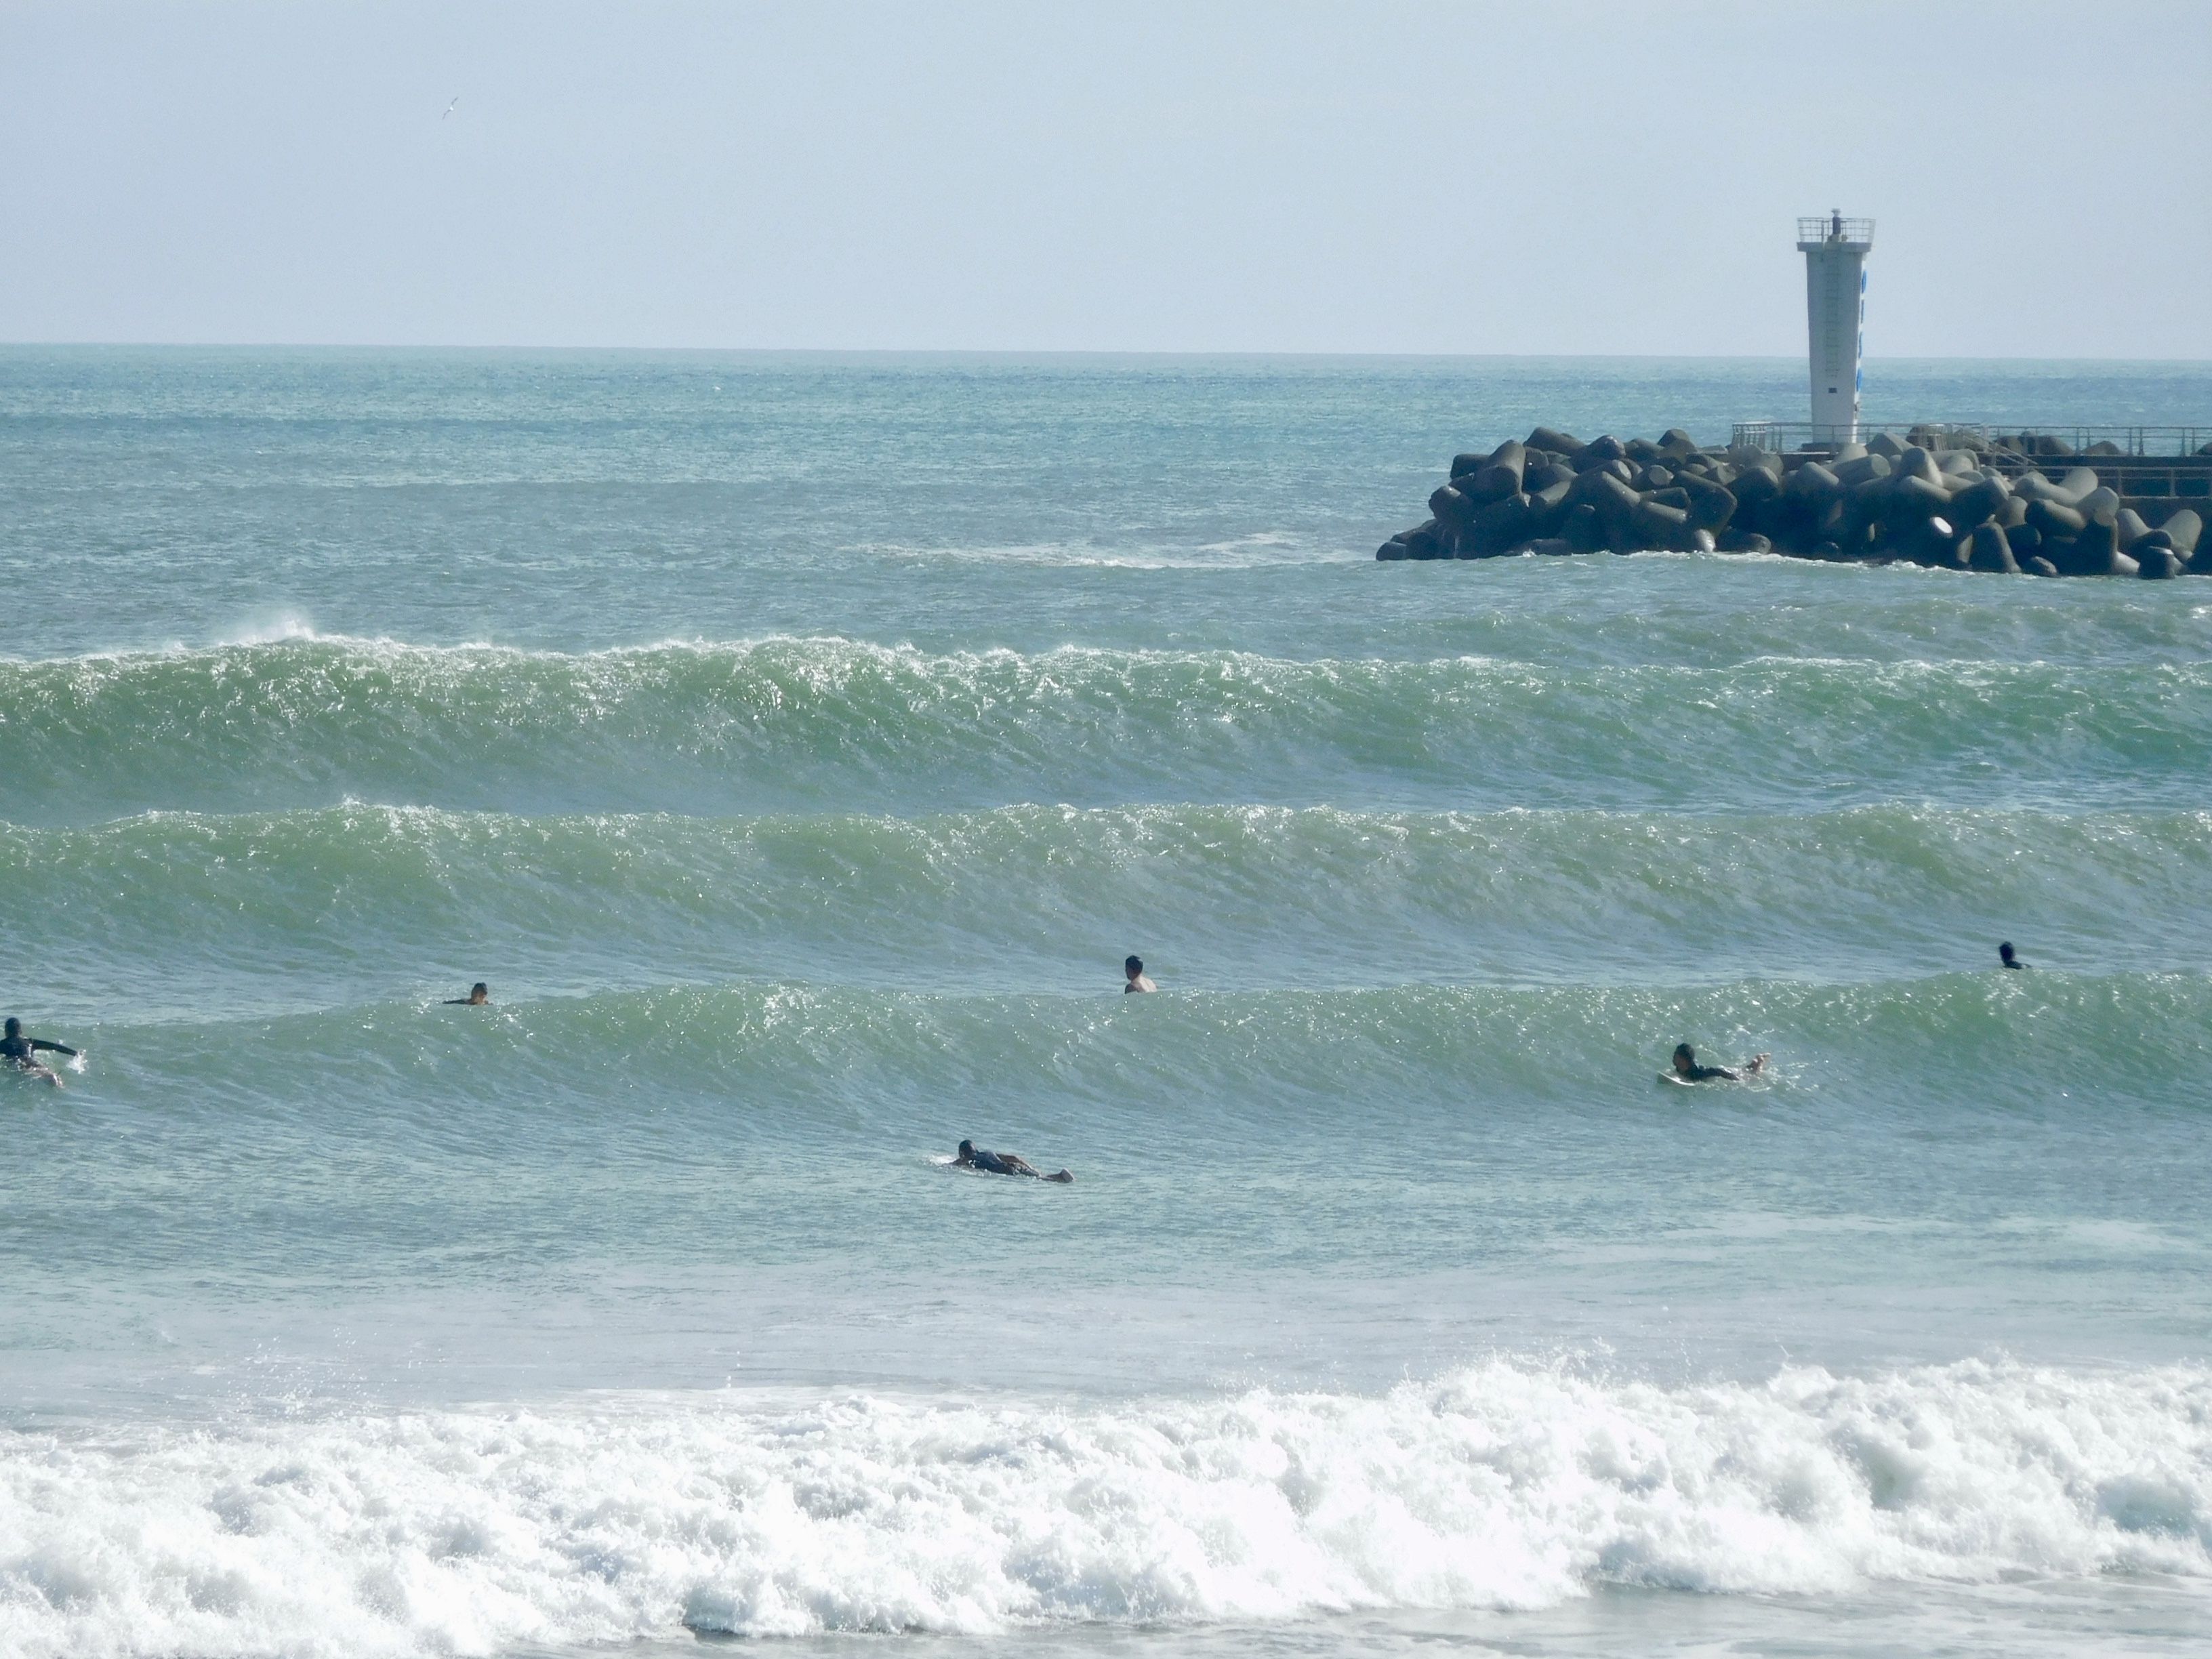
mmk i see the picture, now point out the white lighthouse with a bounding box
[1798,211,1873,447]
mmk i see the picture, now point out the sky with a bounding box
[3,0,2208,356]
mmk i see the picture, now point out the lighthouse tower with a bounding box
[1798,210,1873,447]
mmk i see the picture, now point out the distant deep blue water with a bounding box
[3,350,2211,1658]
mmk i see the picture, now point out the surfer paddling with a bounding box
[1998,943,2026,970]
[1668,1042,1767,1084]
[444,982,491,1006]
[955,1140,1073,1183]
[2,1017,78,1087]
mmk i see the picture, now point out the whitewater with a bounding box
[9,1361,2212,1657]
[3,349,2211,1657]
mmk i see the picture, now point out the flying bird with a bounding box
[441,96,460,120]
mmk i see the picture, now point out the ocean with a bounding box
[3,348,2211,1658]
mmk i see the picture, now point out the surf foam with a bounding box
[3,1358,2209,1658]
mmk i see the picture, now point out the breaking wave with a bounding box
[3,635,2208,821]
[4,1359,2209,1658]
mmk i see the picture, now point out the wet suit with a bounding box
[3,1031,76,1082]
[955,1142,1074,1183]
[2,1032,74,1067]
[1671,1047,1766,1083]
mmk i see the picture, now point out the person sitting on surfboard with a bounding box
[444,983,490,1006]
[956,1140,1073,1183]
[1670,1042,1767,1083]
[2,1017,77,1087]
[1124,956,1156,994]
[1998,943,2025,970]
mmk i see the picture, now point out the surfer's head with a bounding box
[1125,956,1143,979]
[1673,1043,1695,1073]
[1998,943,2016,966]
[3,1018,17,1039]
[957,1139,975,1158]
[468,983,489,1004]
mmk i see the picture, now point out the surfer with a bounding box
[444,983,490,1006]
[1670,1042,1767,1083]
[2,1017,77,1087]
[955,1139,1073,1183]
[1124,956,1156,994]
[1998,943,2025,970]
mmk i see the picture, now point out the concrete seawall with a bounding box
[1380,428,2209,577]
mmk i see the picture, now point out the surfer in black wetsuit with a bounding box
[1671,1042,1767,1083]
[955,1139,1073,1183]
[2,1017,77,1086]
[444,983,490,1005]
[1999,943,2025,970]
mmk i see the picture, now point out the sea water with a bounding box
[2,349,2211,1658]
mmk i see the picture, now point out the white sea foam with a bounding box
[874,531,1353,569]
[3,1358,2209,1658]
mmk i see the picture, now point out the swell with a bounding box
[53,970,2212,1132]
[3,636,2209,821]
[7,802,2212,1019]
[11,973,2209,1365]
[3,1359,2209,1657]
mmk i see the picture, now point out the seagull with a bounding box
[441,96,460,120]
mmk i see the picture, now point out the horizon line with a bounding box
[5,342,2211,367]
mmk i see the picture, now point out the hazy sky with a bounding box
[4,1,2208,355]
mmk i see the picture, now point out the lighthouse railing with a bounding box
[1796,216,1875,245]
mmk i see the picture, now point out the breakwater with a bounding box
[1380,427,2208,576]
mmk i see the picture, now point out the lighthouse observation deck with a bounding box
[1799,215,1874,251]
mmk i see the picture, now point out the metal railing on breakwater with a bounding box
[1732,422,2212,458]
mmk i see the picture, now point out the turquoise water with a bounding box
[3,350,2212,1657]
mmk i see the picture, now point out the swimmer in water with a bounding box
[443,983,491,1006]
[2,1017,77,1087]
[1671,1042,1767,1083]
[955,1139,1073,1183]
[1124,956,1156,994]
[1999,943,2025,970]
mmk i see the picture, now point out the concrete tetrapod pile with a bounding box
[1377,427,2206,577]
